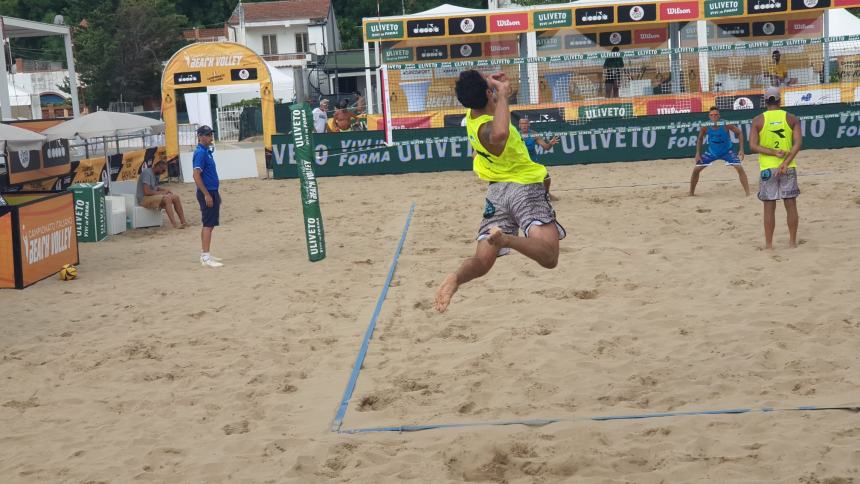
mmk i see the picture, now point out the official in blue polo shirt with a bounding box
[192,125,224,268]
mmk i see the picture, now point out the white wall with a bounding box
[10,71,70,99]
[245,24,313,55]
[308,25,327,55]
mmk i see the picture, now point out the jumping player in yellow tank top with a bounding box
[434,70,566,312]
[749,86,803,249]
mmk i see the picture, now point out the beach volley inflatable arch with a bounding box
[161,42,275,164]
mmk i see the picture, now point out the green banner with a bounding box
[704,0,745,18]
[272,105,860,177]
[69,182,107,243]
[383,47,413,62]
[534,9,573,29]
[289,103,326,262]
[365,21,404,40]
[536,36,562,51]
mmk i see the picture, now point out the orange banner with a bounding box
[0,213,14,288]
[17,193,78,287]
[72,157,108,184]
[116,149,147,181]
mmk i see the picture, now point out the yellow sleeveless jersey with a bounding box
[758,109,796,171]
[465,109,548,184]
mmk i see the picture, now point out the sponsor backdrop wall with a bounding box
[3,147,167,193]
[273,105,860,178]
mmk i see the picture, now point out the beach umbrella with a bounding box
[42,110,164,140]
[0,123,46,152]
[42,110,164,158]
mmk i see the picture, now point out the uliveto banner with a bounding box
[289,103,326,262]
[272,105,860,178]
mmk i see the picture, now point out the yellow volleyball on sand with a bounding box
[59,264,78,281]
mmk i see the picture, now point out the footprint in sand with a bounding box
[356,393,392,412]
[574,289,599,300]
[457,401,476,414]
[222,420,250,435]
[263,439,289,457]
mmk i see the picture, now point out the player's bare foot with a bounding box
[435,273,459,313]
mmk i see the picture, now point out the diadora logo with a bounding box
[752,0,783,10]
[582,10,609,22]
[413,25,439,34]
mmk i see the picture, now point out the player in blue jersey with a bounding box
[690,106,750,197]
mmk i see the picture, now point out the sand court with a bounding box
[1,148,859,482]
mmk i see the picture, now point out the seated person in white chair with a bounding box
[137,159,188,229]
[766,50,797,87]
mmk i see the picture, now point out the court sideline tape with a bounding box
[339,405,859,434]
[332,202,416,432]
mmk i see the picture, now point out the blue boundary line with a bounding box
[332,202,416,432]
[339,405,859,434]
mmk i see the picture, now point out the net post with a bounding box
[380,64,394,146]
[289,102,326,262]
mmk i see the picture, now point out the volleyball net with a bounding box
[375,34,860,143]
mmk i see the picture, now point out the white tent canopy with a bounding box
[206,61,294,102]
[407,4,485,16]
[828,9,860,36]
[0,122,45,151]
[42,110,164,140]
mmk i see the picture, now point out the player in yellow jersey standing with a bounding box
[749,87,803,249]
[434,70,566,313]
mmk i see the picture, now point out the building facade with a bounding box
[226,0,340,100]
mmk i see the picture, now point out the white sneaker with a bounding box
[209,255,223,263]
[200,257,223,268]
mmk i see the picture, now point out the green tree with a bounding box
[67,0,186,109]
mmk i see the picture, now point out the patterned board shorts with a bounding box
[477,182,566,256]
[758,168,800,201]
[698,149,742,166]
